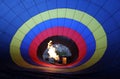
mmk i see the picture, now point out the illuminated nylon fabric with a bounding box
[0,0,120,75]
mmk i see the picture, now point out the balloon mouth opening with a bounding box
[37,36,79,66]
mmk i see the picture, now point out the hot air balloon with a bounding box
[0,0,120,79]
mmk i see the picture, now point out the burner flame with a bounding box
[47,41,60,61]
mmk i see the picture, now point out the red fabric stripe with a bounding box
[29,27,87,68]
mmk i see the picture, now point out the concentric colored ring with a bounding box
[29,27,86,68]
[10,8,107,73]
[20,18,96,66]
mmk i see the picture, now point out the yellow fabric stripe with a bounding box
[10,8,107,73]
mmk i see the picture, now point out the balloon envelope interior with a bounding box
[0,0,120,78]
